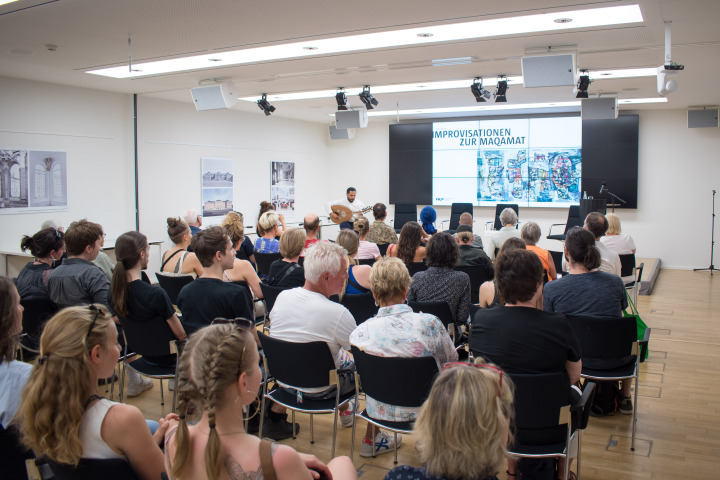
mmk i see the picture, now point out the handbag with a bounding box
[623,291,649,361]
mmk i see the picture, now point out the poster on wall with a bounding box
[271,161,295,222]
[0,149,68,214]
[201,157,234,226]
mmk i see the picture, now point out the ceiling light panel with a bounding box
[88,5,643,78]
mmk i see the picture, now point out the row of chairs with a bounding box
[393,202,520,234]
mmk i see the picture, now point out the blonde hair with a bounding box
[456,231,473,244]
[258,211,279,234]
[18,305,114,465]
[415,359,514,480]
[279,228,305,258]
[369,257,411,305]
[606,213,622,235]
[336,229,359,257]
[353,217,370,237]
[172,325,256,480]
[221,211,245,246]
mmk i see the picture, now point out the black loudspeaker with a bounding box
[688,109,719,128]
[581,97,618,120]
[190,83,238,111]
[329,125,355,140]
[520,54,576,87]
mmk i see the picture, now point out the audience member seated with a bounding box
[108,232,187,374]
[301,213,322,256]
[350,257,457,428]
[419,205,437,238]
[335,229,372,297]
[353,217,381,260]
[17,227,65,301]
[470,249,582,480]
[407,232,470,327]
[255,211,283,253]
[601,213,636,255]
[161,217,204,277]
[223,211,255,263]
[521,221,557,281]
[166,324,357,480]
[458,212,484,248]
[183,208,203,236]
[478,238,526,309]
[176,227,253,336]
[385,361,514,480]
[456,226,494,278]
[366,202,398,246]
[582,212,621,276]
[18,305,176,480]
[256,201,286,238]
[387,222,427,267]
[221,212,263,298]
[484,207,521,260]
[543,227,632,413]
[268,228,306,289]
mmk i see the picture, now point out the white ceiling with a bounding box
[1,0,719,123]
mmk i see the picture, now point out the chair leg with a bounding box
[393,432,398,464]
[258,395,267,439]
[120,361,127,403]
[160,379,164,406]
[577,430,582,480]
[172,378,178,413]
[631,372,639,451]
[291,411,296,439]
[310,413,314,444]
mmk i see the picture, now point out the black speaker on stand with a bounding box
[694,189,718,275]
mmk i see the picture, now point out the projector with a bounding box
[657,64,684,96]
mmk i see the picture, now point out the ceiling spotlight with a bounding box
[576,70,591,98]
[358,86,379,110]
[336,88,348,110]
[257,94,276,116]
[494,76,508,102]
[470,77,491,102]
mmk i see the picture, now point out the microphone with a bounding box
[599,183,606,194]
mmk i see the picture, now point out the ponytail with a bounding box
[110,231,147,318]
[565,227,601,270]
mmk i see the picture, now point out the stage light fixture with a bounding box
[358,86,379,109]
[470,77,491,102]
[257,93,276,116]
[576,71,591,98]
[494,76,508,102]
[335,88,348,110]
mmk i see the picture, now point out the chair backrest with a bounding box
[448,203,473,231]
[407,300,453,330]
[493,203,519,230]
[549,250,566,276]
[567,315,638,359]
[407,261,427,276]
[357,258,376,267]
[509,372,571,437]
[340,292,379,326]
[20,298,59,352]
[45,457,141,480]
[453,265,488,304]
[259,283,290,314]
[155,272,194,305]
[120,314,176,358]
[255,252,283,276]
[0,425,34,480]
[258,331,337,389]
[377,243,390,257]
[565,205,583,233]
[619,253,636,278]
[393,204,417,233]
[351,346,438,408]
[235,248,249,261]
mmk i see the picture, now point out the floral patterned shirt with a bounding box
[367,220,398,245]
[350,304,458,422]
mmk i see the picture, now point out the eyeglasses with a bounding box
[443,362,504,395]
[86,304,103,342]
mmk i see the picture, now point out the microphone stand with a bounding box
[694,189,718,275]
[601,187,627,213]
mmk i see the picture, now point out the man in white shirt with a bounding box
[326,187,367,229]
[584,212,622,276]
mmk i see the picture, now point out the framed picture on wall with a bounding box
[271,161,295,222]
[201,157,234,226]
[0,148,68,214]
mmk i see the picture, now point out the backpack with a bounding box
[590,380,619,415]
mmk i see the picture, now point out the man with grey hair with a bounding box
[458,212,483,248]
[484,207,521,260]
[182,208,202,236]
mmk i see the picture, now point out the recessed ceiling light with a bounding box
[208,58,222,62]
[9,48,34,55]
[88,4,643,78]
[417,33,434,38]
[554,18,573,24]
[303,46,318,50]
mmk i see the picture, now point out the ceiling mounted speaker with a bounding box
[521,54,576,87]
[581,97,618,120]
[688,109,719,128]
[190,82,238,111]
[329,125,355,140]
[335,109,368,129]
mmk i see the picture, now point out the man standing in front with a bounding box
[327,187,366,230]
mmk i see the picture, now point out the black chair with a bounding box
[18,297,59,361]
[507,372,594,480]
[377,243,390,257]
[257,332,354,458]
[236,248,249,261]
[340,292,379,326]
[445,202,473,233]
[454,265,489,304]
[155,272,193,306]
[407,261,427,277]
[619,253,643,305]
[567,315,650,450]
[44,457,140,480]
[547,205,582,241]
[492,203,519,231]
[119,316,184,410]
[549,250,567,276]
[393,204,417,233]
[349,346,439,463]
[255,252,282,278]
[357,258,376,267]
[0,425,35,480]
[259,283,291,328]
[407,300,455,341]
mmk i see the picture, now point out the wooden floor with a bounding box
[124,269,720,480]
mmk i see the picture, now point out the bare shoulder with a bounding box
[272,444,309,474]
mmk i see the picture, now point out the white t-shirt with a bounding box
[356,240,380,260]
[601,234,636,255]
[79,398,126,460]
[596,240,622,277]
[326,197,367,222]
[0,360,32,429]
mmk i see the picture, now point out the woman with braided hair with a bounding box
[166,324,356,480]
[17,304,176,479]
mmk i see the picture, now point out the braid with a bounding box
[169,337,199,479]
[203,342,225,480]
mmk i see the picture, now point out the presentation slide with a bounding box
[432,117,582,207]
